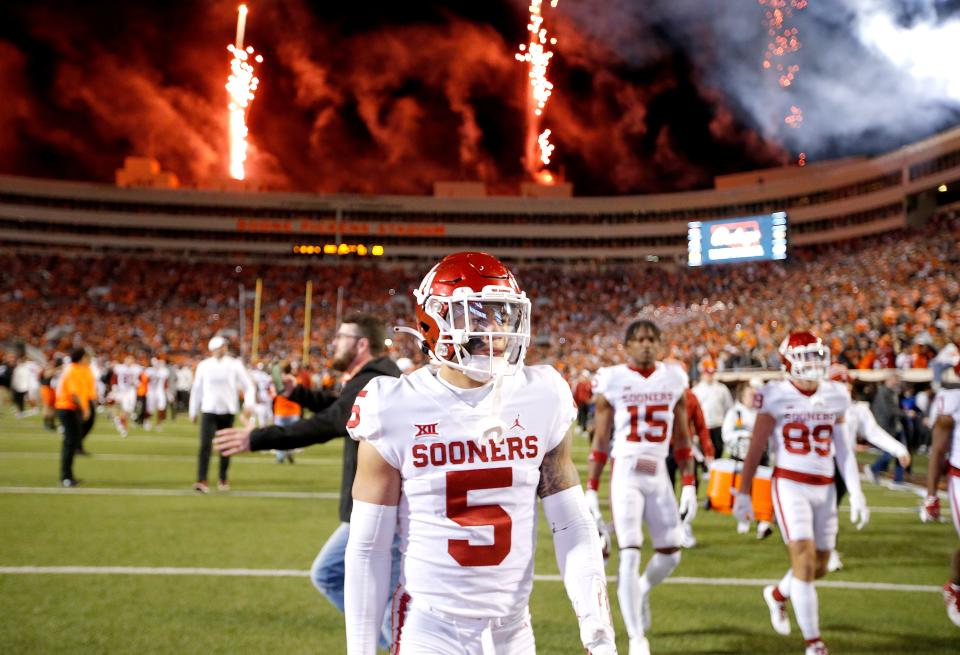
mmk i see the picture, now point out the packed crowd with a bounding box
[1,215,958,383]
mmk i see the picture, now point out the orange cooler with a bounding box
[706,459,774,522]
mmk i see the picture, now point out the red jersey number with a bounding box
[626,404,670,442]
[782,422,833,457]
[446,467,513,567]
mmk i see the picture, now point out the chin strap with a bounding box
[393,325,438,361]
[477,372,508,444]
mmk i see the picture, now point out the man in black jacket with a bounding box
[213,313,401,649]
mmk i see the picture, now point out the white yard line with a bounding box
[0,452,341,465]
[0,486,337,500]
[0,566,939,592]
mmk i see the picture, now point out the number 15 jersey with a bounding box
[593,362,688,461]
[349,364,575,620]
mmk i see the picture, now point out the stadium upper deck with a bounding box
[1,126,959,261]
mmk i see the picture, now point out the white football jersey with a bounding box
[113,364,142,393]
[250,370,274,404]
[756,379,851,478]
[930,388,960,469]
[146,366,169,393]
[349,364,576,620]
[592,362,688,461]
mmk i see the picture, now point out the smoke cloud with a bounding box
[564,0,960,159]
[4,1,955,195]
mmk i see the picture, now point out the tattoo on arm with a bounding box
[538,427,581,498]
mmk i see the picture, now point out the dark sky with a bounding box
[0,1,957,195]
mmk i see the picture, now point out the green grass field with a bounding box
[0,408,957,654]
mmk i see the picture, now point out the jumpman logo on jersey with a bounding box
[509,415,524,431]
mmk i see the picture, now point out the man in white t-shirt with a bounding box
[344,252,616,655]
[693,360,733,465]
[189,336,255,493]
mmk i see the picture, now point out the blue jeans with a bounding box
[310,522,401,650]
[870,448,905,482]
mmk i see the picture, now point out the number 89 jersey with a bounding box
[349,365,575,620]
[756,379,851,478]
[593,362,688,461]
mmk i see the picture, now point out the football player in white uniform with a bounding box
[145,357,171,431]
[249,363,276,428]
[587,319,696,655]
[735,332,869,655]
[827,365,909,572]
[924,355,960,628]
[111,355,142,437]
[344,252,616,655]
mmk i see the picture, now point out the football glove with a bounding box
[920,495,941,523]
[849,493,870,530]
[678,485,698,522]
[584,489,611,562]
[732,491,754,523]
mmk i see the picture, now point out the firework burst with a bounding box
[760,0,806,161]
[226,4,262,181]
[516,0,559,184]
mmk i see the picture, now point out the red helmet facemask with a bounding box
[410,252,531,383]
[779,331,830,381]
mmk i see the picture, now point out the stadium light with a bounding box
[293,243,385,257]
[939,184,948,192]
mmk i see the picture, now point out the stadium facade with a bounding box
[2,126,959,262]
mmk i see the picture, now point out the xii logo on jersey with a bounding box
[414,423,439,438]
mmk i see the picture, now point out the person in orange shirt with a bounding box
[272,390,302,464]
[55,347,93,486]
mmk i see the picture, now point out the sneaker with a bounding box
[757,520,773,540]
[61,478,81,488]
[827,550,843,573]
[639,578,652,631]
[218,480,230,492]
[762,585,791,635]
[287,453,295,464]
[945,583,960,627]
[737,520,750,534]
[805,639,829,655]
[628,636,650,655]
[681,522,697,548]
[862,464,877,484]
[192,481,209,494]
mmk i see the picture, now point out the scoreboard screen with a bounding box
[687,212,787,267]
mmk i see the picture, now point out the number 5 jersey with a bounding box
[348,364,576,619]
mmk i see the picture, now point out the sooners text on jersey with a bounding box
[592,362,688,461]
[349,364,575,620]
[756,379,851,478]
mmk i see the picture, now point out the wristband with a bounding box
[587,478,600,491]
[588,449,608,465]
[682,474,695,486]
